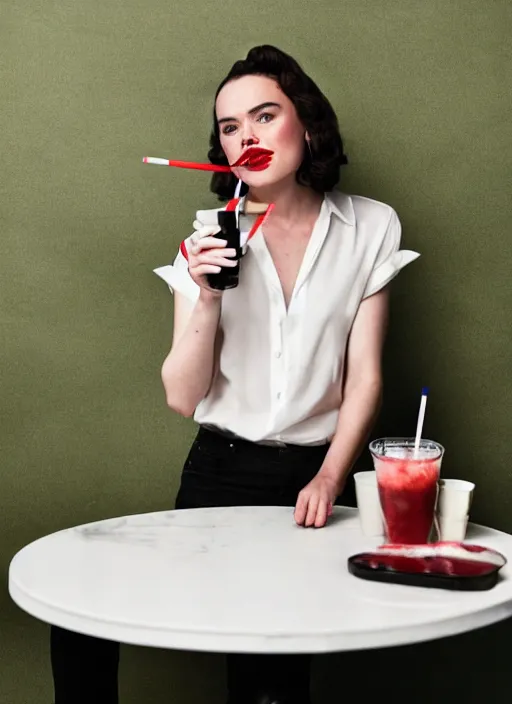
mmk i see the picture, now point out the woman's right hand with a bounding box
[187,219,238,296]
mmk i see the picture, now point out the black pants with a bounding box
[51,427,329,704]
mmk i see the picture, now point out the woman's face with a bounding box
[215,74,306,190]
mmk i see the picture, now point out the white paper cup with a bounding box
[354,471,384,537]
[438,513,469,542]
[437,479,475,520]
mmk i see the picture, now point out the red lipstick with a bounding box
[232,147,273,171]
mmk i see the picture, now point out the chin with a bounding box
[242,166,294,192]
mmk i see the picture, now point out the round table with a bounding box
[8,506,512,654]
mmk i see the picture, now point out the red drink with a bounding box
[370,439,444,544]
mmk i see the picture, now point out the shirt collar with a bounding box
[238,191,354,227]
[324,191,355,226]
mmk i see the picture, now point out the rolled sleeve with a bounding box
[153,244,199,303]
[363,209,420,298]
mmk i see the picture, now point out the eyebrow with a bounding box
[217,101,281,125]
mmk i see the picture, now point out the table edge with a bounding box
[9,573,512,654]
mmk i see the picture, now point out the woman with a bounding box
[50,45,418,704]
[156,44,419,703]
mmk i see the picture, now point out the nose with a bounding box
[241,135,260,149]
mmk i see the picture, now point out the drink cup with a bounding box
[369,438,444,544]
[438,513,469,542]
[437,479,474,519]
[206,210,241,290]
[436,479,474,542]
[354,471,384,538]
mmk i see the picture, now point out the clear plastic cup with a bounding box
[369,438,444,544]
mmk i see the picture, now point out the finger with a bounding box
[294,494,308,526]
[314,499,328,528]
[195,210,222,227]
[191,237,228,254]
[194,253,238,269]
[196,245,236,259]
[189,226,222,250]
[327,502,333,517]
[190,240,228,258]
[193,259,237,271]
[305,495,319,528]
[193,264,222,276]
[193,222,222,237]
[194,247,235,260]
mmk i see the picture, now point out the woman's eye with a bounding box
[257,112,274,124]
[222,124,237,135]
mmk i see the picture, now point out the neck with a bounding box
[247,177,323,221]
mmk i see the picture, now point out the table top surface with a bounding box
[8,506,512,653]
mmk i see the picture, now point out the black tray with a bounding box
[348,542,507,591]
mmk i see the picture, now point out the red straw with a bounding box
[143,157,231,173]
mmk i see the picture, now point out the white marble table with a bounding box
[8,506,512,653]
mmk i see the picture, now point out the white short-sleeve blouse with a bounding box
[155,191,419,445]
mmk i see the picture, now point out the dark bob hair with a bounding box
[208,45,348,200]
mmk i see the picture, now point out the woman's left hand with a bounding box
[294,472,344,528]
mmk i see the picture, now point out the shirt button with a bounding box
[275,351,282,359]
[277,392,282,400]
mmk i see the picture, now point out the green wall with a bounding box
[2,1,511,701]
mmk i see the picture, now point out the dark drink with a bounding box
[206,210,241,290]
